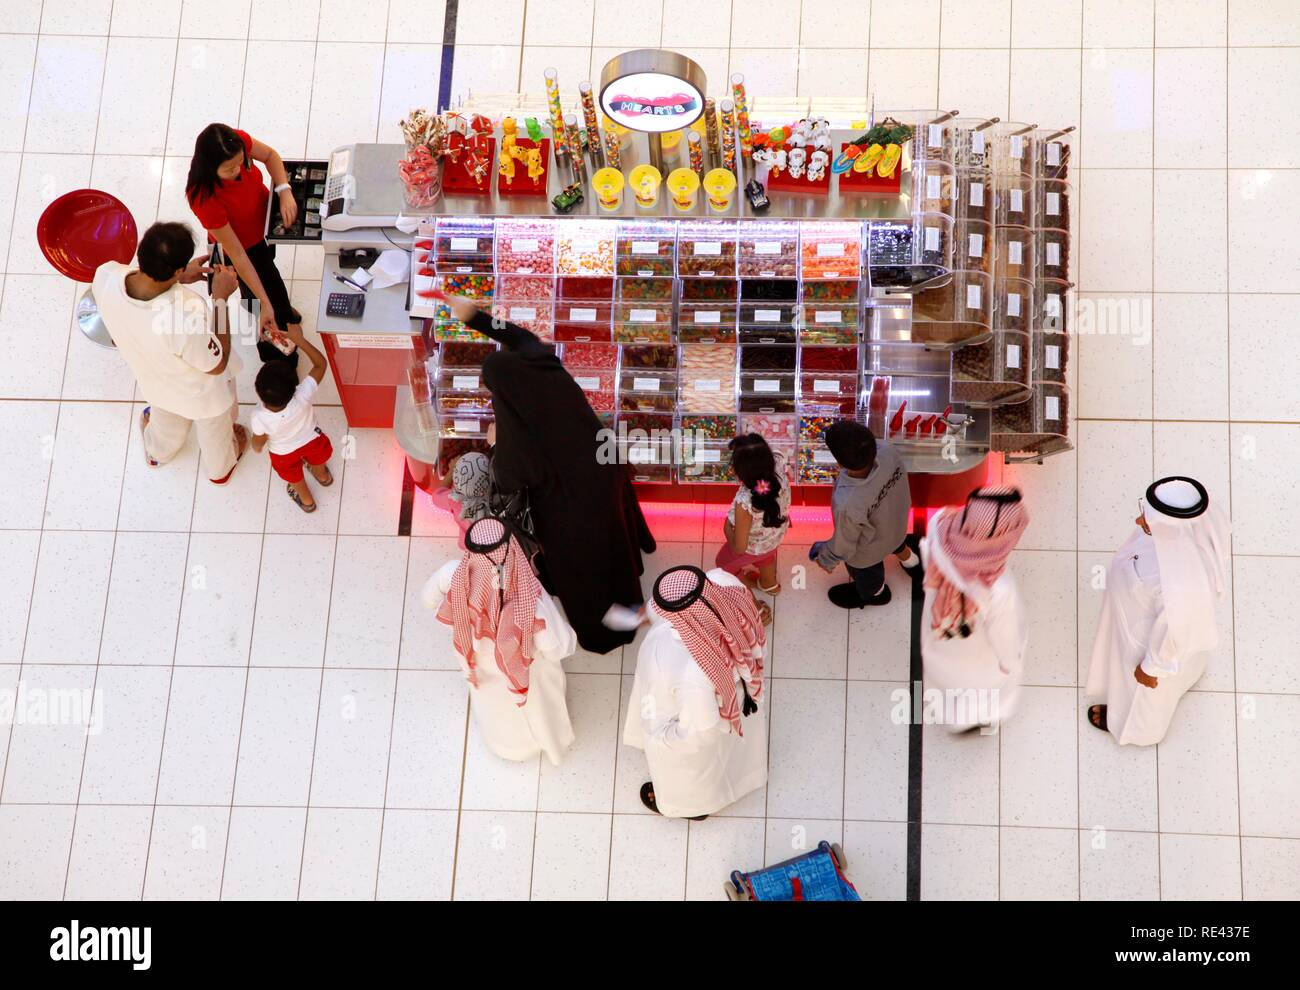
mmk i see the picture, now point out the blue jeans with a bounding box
[844,540,910,600]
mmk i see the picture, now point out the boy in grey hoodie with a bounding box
[810,420,920,608]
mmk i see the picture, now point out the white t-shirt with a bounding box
[93,261,241,420]
[250,376,320,455]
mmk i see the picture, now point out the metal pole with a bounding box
[647,133,664,173]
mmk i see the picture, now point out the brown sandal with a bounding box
[286,483,317,513]
[307,461,333,487]
[1087,705,1108,731]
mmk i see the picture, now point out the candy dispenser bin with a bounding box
[1036,227,1070,282]
[910,270,994,348]
[493,273,555,341]
[738,278,798,343]
[554,275,614,342]
[994,174,1034,228]
[619,344,678,414]
[1036,126,1075,180]
[431,274,495,341]
[994,226,1035,282]
[1035,277,1070,333]
[953,117,998,170]
[913,160,957,216]
[678,414,738,483]
[738,220,800,278]
[797,411,842,484]
[1035,179,1072,232]
[800,221,863,280]
[916,115,958,164]
[993,122,1037,178]
[913,212,956,271]
[994,276,1034,333]
[434,216,495,274]
[494,217,555,274]
[560,341,618,414]
[957,168,992,222]
[1033,331,1069,385]
[556,219,616,275]
[958,218,994,275]
[616,218,676,277]
[950,330,1031,406]
[617,411,676,483]
[676,219,738,277]
[800,278,860,344]
[678,277,738,343]
[991,381,1071,459]
[739,338,797,413]
[679,343,738,413]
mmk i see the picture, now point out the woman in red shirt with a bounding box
[186,123,302,364]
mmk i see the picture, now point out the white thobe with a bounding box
[920,519,1029,731]
[423,560,576,765]
[622,569,768,819]
[1084,528,1208,746]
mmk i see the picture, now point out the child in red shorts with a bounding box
[250,324,333,512]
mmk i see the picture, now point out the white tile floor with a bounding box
[1,0,1298,901]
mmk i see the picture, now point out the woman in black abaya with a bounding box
[446,297,657,654]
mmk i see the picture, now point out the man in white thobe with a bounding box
[623,567,768,820]
[1084,477,1230,746]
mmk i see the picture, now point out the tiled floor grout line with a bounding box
[59,326,135,899]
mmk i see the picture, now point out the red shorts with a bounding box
[269,429,332,483]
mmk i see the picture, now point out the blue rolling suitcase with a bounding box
[726,841,860,901]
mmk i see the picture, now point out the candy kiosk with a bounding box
[313,49,1076,499]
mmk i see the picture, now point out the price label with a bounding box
[1047,192,1061,216]
[633,377,660,392]
[1045,396,1060,422]
[1006,344,1021,369]
[695,448,722,463]
[1010,135,1024,159]
[511,239,538,253]
[452,374,479,389]
[754,241,781,255]
[966,284,982,309]
[813,379,840,394]
[693,379,721,392]
[1046,242,1061,267]
[694,310,721,323]
[575,376,600,391]
[925,226,941,252]
[453,419,479,434]
[968,233,984,258]
[1047,142,1061,166]
[928,123,942,149]
[816,242,845,257]
[637,269,654,277]
[1046,345,1061,370]
[927,175,941,200]
[1007,292,1021,318]
[1008,240,1023,265]
[455,266,472,273]
[1009,188,1024,213]
[571,240,598,254]
[1046,294,1062,318]
[508,307,536,321]
[754,379,780,393]
[814,310,842,324]
[813,449,837,464]
[569,308,597,322]
[629,308,657,323]
[755,309,781,323]
[969,181,984,207]
[694,241,722,256]
[972,130,985,154]
[631,240,659,255]
[449,237,478,252]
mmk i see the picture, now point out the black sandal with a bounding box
[1087,704,1108,732]
[286,483,317,513]
[639,782,708,820]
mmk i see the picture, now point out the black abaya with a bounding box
[466,310,657,653]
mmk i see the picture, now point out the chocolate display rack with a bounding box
[383,116,1076,481]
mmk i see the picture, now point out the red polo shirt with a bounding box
[187,129,270,249]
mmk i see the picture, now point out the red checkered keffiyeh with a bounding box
[925,487,1029,638]
[651,570,766,735]
[436,519,545,704]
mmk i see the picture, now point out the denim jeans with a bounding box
[843,540,909,600]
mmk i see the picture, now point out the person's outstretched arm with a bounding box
[448,296,548,354]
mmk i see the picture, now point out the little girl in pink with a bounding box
[716,433,791,603]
